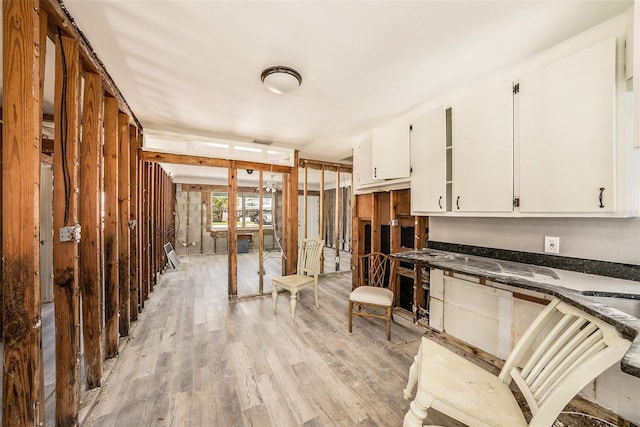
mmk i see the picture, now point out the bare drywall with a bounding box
[429,216,640,265]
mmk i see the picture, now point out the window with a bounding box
[211,192,273,229]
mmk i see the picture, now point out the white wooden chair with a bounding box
[272,237,324,319]
[403,297,632,427]
[349,252,396,340]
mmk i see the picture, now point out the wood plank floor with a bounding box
[82,255,460,426]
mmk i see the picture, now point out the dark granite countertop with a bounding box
[390,249,640,378]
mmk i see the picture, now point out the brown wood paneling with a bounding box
[117,113,130,337]
[129,125,140,320]
[53,33,82,426]
[356,193,373,219]
[103,97,119,358]
[2,1,45,424]
[78,72,104,389]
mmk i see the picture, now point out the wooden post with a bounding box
[149,162,155,292]
[303,164,308,239]
[281,173,288,275]
[117,113,130,337]
[389,190,399,254]
[351,173,358,289]
[103,97,119,358]
[78,72,103,389]
[319,166,325,273]
[258,171,264,294]
[129,125,139,319]
[2,1,45,424]
[372,193,381,253]
[53,33,82,426]
[228,163,238,300]
[139,161,147,303]
[289,151,299,275]
[335,169,340,271]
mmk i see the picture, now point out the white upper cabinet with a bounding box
[371,122,411,180]
[353,138,378,189]
[452,77,514,213]
[518,38,616,213]
[411,106,447,213]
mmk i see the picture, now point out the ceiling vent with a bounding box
[252,139,274,146]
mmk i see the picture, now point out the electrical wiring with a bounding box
[57,27,71,226]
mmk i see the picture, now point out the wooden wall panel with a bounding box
[103,97,119,358]
[78,72,103,389]
[53,33,82,426]
[129,125,139,320]
[2,1,45,424]
[117,113,130,337]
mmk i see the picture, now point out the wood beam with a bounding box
[319,167,325,273]
[129,125,139,320]
[258,171,264,294]
[78,72,103,389]
[39,0,140,128]
[288,151,299,275]
[149,162,156,292]
[2,1,45,424]
[335,170,340,271]
[103,97,119,358]
[139,161,148,304]
[303,165,308,239]
[298,158,353,173]
[117,113,130,336]
[139,149,291,174]
[228,164,238,300]
[53,33,81,426]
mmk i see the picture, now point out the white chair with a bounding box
[349,252,395,340]
[272,237,324,319]
[402,297,632,427]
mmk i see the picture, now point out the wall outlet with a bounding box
[544,236,560,254]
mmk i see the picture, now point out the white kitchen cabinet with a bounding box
[411,106,447,213]
[519,38,617,213]
[371,122,411,180]
[353,138,378,190]
[451,76,514,213]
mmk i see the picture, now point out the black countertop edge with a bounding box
[427,241,640,282]
[391,250,640,378]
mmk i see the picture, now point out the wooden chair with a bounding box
[402,297,632,427]
[272,237,324,319]
[349,252,396,340]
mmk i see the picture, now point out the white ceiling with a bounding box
[36,1,637,164]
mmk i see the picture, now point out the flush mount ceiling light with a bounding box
[261,66,302,94]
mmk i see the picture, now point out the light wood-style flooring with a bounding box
[82,255,459,426]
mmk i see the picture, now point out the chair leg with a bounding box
[386,306,392,340]
[348,301,353,333]
[272,285,278,312]
[289,292,298,320]
[313,283,319,309]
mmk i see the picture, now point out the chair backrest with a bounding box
[358,252,394,288]
[297,238,324,277]
[499,298,631,426]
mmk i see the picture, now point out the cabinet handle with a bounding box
[374,167,377,178]
[456,196,460,210]
[438,196,442,209]
[599,187,605,208]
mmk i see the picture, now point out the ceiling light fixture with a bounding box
[261,66,302,94]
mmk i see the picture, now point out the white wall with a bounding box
[429,217,640,265]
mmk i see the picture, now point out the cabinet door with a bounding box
[411,107,446,213]
[519,38,616,213]
[353,138,377,189]
[371,122,411,180]
[452,77,514,213]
